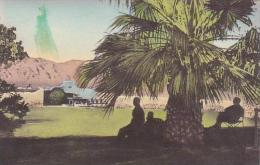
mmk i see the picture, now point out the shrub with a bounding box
[0,93,29,120]
[49,88,65,105]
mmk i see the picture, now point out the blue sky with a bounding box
[0,0,259,62]
[0,0,127,61]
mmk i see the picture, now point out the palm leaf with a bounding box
[77,0,260,114]
[227,28,260,64]
[206,0,255,38]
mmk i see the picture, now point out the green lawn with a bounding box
[14,107,254,138]
[1,107,257,165]
[14,107,166,138]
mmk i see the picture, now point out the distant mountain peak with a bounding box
[0,57,85,88]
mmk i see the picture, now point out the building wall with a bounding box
[18,88,44,107]
[115,96,168,109]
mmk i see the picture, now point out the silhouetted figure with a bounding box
[213,97,244,128]
[118,97,145,140]
[144,111,164,140]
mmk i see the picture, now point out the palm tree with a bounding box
[226,28,260,76]
[78,0,260,144]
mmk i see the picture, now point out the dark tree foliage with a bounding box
[0,24,29,65]
[0,80,29,130]
[0,94,29,120]
[0,79,15,94]
[48,88,65,105]
[0,24,29,130]
[227,28,260,76]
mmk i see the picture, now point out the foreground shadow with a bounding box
[0,127,258,165]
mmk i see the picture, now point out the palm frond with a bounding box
[77,0,260,114]
[227,28,260,65]
[206,0,255,38]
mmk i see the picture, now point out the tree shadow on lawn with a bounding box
[0,135,258,165]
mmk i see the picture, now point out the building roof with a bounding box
[46,81,97,99]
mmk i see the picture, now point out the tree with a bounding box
[0,24,29,130]
[0,93,29,120]
[0,24,28,64]
[0,79,16,95]
[0,79,16,129]
[226,28,260,76]
[0,79,29,130]
[78,0,260,144]
[48,88,65,105]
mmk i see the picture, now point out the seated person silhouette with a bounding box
[213,97,244,128]
[144,111,165,140]
[117,97,145,140]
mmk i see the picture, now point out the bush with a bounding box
[0,93,29,120]
[0,93,29,131]
[0,24,29,131]
[49,88,65,105]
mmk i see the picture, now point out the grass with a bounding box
[14,107,166,137]
[0,107,258,165]
[14,107,255,138]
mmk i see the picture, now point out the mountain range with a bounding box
[0,57,85,88]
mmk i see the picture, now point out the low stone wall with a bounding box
[115,96,256,118]
[115,96,168,109]
[1,89,44,107]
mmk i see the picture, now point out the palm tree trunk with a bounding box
[164,94,204,145]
